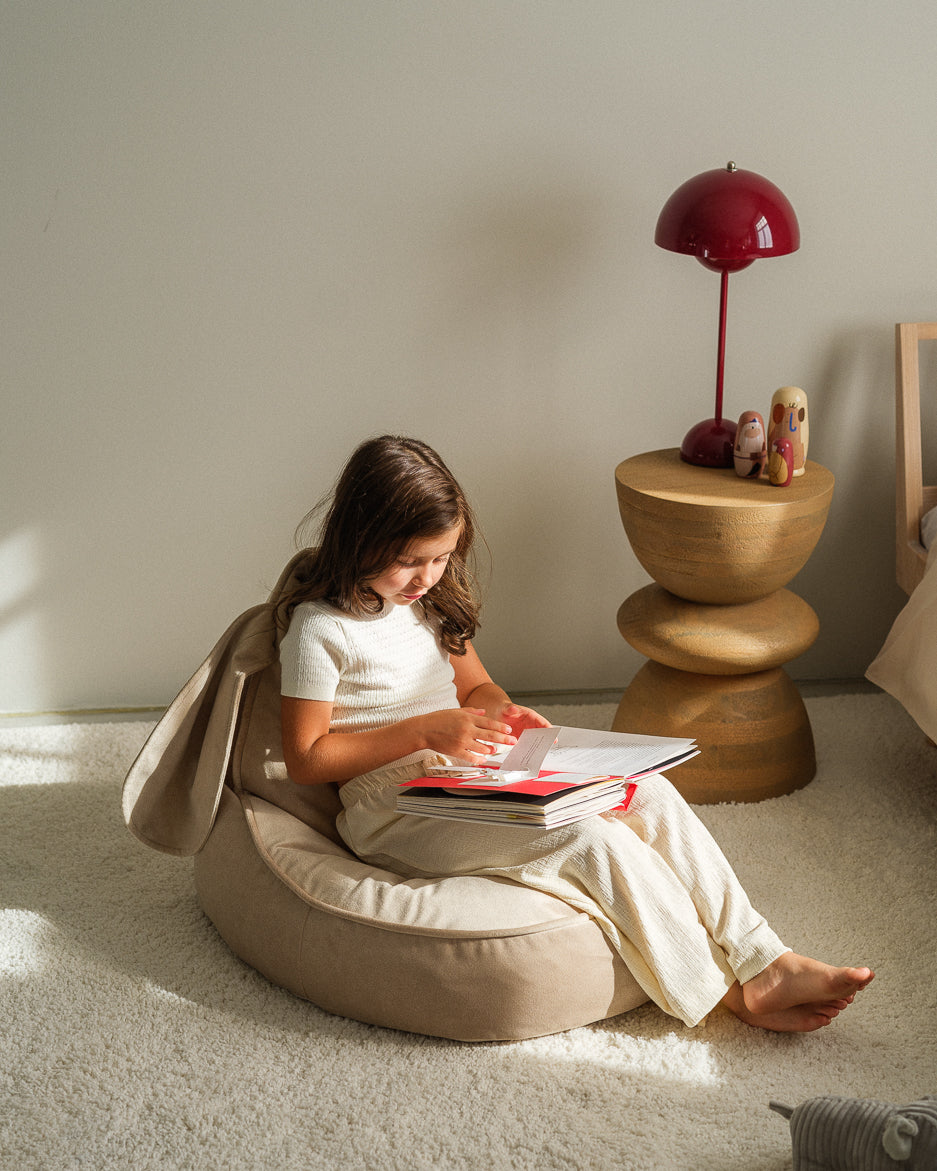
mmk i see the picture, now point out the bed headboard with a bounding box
[896,322,937,595]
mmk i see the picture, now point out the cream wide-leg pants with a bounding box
[337,761,788,1027]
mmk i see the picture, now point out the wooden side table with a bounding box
[613,448,834,804]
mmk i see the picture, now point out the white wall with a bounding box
[3,0,936,714]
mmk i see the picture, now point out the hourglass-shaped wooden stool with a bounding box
[613,449,834,804]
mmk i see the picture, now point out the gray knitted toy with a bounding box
[769,1096,937,1169]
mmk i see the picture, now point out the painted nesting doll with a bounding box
[768,437,794,486]
[767,387,809,475]
[733,411,767,478]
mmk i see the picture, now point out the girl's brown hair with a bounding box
[275,436,481,654]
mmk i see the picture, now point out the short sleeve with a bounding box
[279,603,345,700]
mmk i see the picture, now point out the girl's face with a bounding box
[367,526,461,607]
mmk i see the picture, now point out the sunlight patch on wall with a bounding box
[0,526,47,714]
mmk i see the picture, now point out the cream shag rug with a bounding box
[1,693,935,1170]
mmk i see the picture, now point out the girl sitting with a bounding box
[277,434,873,1032]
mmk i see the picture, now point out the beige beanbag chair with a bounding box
[122,555,647,1041]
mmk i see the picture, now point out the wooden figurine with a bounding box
[767,386,809,475]
[768,437,794,486]
[733,411,767,478]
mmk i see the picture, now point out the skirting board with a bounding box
[0,679,879,727]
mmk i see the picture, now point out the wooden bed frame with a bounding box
[896,322,937,595]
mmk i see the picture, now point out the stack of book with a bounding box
[396,725,698,828]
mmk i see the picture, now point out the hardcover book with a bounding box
[396,725,698,827]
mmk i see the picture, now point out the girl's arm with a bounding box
[451,645,552,738]
[281,644,550,787]
[281,690,520,787]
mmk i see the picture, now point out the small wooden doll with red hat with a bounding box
[733,411,768,479]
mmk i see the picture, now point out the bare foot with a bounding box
[722,983,846,1033]
[742,953,874,1018]
[720,954,873,1032]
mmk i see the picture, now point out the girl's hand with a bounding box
[418,707,518,764]
[496,702,552,738]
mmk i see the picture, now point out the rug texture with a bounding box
[1,693,935,1170]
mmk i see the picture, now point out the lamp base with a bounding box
[680,418,737,468]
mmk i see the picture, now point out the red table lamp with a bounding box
[655,162,800,467]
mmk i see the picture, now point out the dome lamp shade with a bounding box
[655,163,800,466]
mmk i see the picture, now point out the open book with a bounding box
[396,725,698,828]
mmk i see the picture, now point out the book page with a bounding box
[417,726,697,787]
[546,727,696,776]
[497,726,557,774]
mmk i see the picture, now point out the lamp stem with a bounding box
[715,268,729,425]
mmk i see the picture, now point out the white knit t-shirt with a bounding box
[279,599,460,763]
